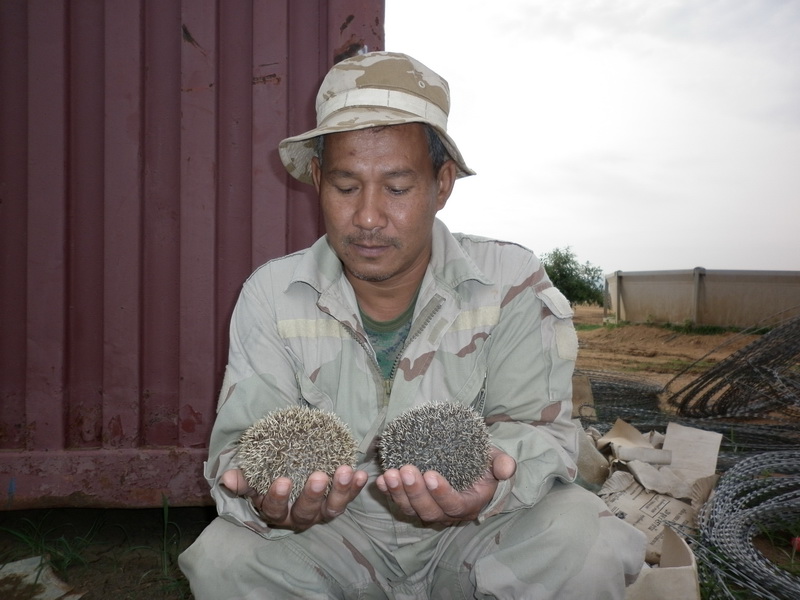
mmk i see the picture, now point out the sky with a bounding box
[384,0,800,275]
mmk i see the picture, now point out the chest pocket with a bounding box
[536,287,578,361]
[284,345,335,412]
[451,333,491,414]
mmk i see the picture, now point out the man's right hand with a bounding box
[220,466,368,531]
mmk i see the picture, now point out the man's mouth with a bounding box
[352,243,389,257]
[345,235,399,256]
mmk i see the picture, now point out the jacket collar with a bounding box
[288,218,492,303]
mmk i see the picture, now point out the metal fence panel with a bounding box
[606,268,800,328]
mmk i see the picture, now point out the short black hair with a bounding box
[423,124,449,174]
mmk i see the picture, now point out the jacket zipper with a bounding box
[341,325,386,398]
[341,293,445,405]
[385,294,444,397]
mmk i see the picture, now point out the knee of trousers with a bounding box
[178,515,387,599]
[540,484,646,586]
[470,483,645,598]
[178,517,272,599]
[516,490,604,558]
[519,483,645,572]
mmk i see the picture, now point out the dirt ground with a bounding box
[0,506,214,599]
[0,305,766,599]
[573,304,760,390]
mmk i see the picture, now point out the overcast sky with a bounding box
[385,0,799,274]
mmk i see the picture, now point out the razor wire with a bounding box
[689,450,800,599]
[665,315,800,420]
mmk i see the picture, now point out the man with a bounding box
[180,51,645,599]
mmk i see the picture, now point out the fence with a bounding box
[604,268,800,328]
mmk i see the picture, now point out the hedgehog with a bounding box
[237,405,358,503]
[378,403,492,491]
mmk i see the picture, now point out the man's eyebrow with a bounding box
[326,169,356,179]
[384,169,415,178]
[326,169,416,179]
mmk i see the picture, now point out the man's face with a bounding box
[311,123,455,286]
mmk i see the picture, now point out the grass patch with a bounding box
[115,497,192,599]
[662,322,734,335]
[158,495,187,585]
[698,526,800,599]
[0,506,207,600]
[0,511,101,575]
[753,523,800,577]
[600,320,629,330]
[575,323,604,332]
[658,320,767,336]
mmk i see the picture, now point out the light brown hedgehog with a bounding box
[378,403,492,491]
[237,406,358,503]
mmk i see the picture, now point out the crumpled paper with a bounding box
[0,556,84,600]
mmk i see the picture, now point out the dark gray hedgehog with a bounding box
[379,403,492,491]
[237,406,358,503]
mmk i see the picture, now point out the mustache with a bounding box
[343,233,401,248]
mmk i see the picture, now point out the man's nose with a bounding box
[353,187,386,231]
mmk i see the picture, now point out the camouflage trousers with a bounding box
[179,482,645,599]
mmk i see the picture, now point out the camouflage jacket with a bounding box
[206,219,580,539]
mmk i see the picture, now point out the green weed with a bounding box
[143,495,191,598]
[753,520,800,577]
[660,321,739,335]
[160,495,183,577]
[574,323,603,332]
[0,512,101,575]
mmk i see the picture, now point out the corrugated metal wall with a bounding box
[0,0,384,509]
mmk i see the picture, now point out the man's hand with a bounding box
[375,448,516,524]
[220,465,368,531]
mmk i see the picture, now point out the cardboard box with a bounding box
[598,471,695,563]
[571,374,596,420]
[595,419,720,562]
[625,526,701,600]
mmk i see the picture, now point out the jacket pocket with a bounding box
[283,345,335,411]
[452,334,491,413]
[536,287,578,361]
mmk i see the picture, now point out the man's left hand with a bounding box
[375,448,516,524]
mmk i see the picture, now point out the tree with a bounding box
[540,247,604,306]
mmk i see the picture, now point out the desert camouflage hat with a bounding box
[278,51,475,184]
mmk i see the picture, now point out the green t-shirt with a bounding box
[360,298,416,381]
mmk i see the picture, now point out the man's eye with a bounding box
[336,186,356,194]
[388,187,409,196]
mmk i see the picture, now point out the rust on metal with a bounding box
[0,0,384,509]
[340,14,355,33]
[334,35,368,63]
[252,73,281,85]
[2,449,210,510]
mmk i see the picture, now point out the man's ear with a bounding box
[435,160,457,211]
[311,156,322,193]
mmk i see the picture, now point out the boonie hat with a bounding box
[278,51,474,184]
